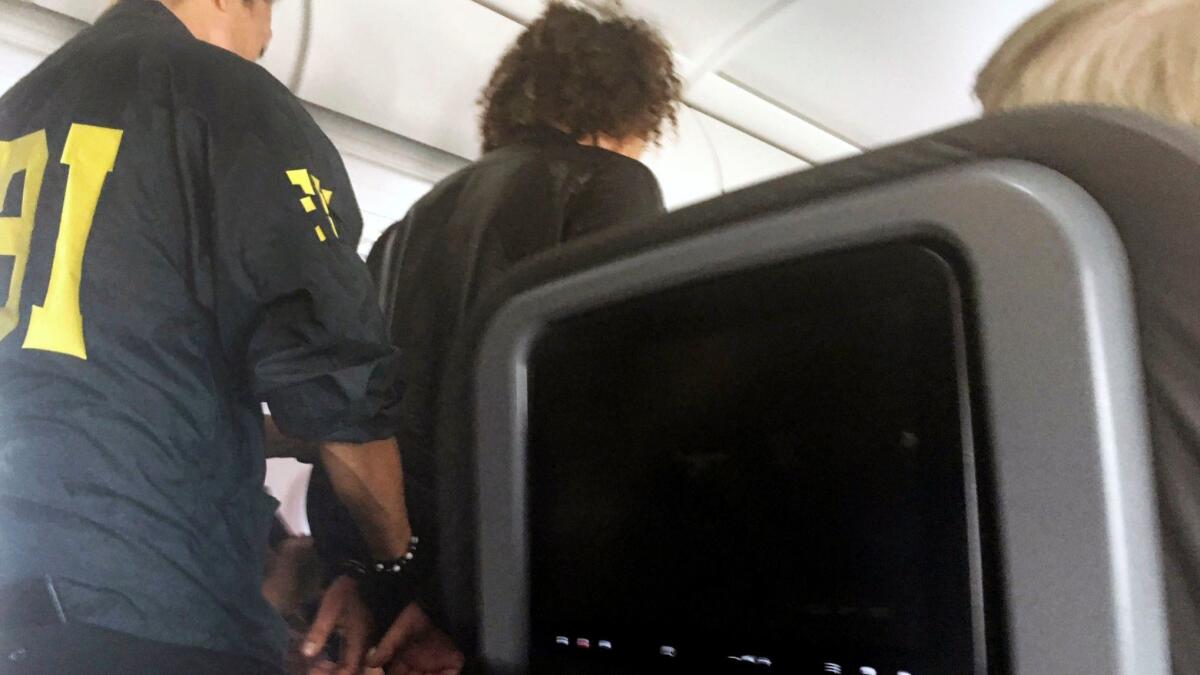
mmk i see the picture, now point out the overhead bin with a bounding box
[688,72,859,163]
[613,0,779,68]
[721,0,1046,145]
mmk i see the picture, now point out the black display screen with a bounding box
[526,244,982,674]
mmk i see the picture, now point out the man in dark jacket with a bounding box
[306,3,682,671]
[0,1,432,673]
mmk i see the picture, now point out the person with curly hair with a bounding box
[304,2,682,671]
[478,1,681,156]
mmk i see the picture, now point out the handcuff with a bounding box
[334,535,424,637]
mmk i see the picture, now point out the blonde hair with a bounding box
[976,0,1200,127]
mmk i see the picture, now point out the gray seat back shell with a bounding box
[435,106,1191,673]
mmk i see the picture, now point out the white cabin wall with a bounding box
[341,154,433,257]
[641,106,722,211]
[699,112,808,192]
[0,41,43,94]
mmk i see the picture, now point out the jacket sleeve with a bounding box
[562,157,666,241]
[207,108,400,443]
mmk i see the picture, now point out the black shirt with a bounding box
[0,1,397,665]
[308,129,664,598]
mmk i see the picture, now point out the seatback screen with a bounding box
[527,244,982,674]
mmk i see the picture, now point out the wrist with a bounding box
[332,535,421,583]
[378,525,414,560]
[342,535,424,641]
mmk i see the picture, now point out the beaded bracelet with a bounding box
[371,536,420,574]
[333,535,420,580]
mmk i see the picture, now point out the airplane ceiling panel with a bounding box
[298,0,522,160]
[697,111,807,193]
[615,0,778,72]
[477,0,779,66]
[722,0,1044,146]
[641,106,721,210]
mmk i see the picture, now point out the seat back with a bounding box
[434,107,1189,674]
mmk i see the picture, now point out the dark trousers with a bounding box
[0,623,283,675]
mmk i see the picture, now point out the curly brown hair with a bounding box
[478,1,682,153]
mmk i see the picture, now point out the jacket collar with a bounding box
[511,125,578,148]
[97,0,192,37]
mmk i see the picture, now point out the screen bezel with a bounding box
[522,242,984,673]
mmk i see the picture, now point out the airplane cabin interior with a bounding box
[0,1,1193,674]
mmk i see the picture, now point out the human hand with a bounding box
[365,603,464,675]
[302,575,372,675]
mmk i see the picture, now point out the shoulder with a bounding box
[567,147,664,208]
[67,16,322,151]
[476,142,659,192]
[79,12,295,118]
[419,145,553,208]
[588,150,659,189]
[169,41,313,142]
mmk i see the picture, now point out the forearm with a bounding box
[319,437,413,560]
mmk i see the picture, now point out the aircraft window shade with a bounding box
[526,243,981,674]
